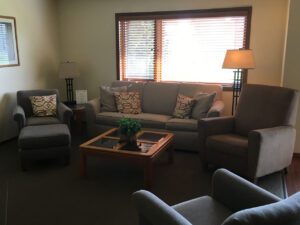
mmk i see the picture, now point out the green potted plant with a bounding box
[118,118,142,146]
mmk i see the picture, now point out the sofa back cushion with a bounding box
[235,84,299,136]
[143,82,179,115]
[178,83,222,100]
[17,89,60,117]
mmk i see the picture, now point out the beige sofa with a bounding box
[85,81,224,152]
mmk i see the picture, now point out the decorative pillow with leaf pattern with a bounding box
[30,94,57,117]
[173,94,195,119]
[114,92,142,114]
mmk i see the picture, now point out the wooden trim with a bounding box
[154,19,162,81]
[293,153,300,158]
[115,14,121,80]
[116,7,252,20]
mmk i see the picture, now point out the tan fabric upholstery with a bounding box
[142,82,179,115]
[207,134,248,157]
[199,84,299,180]
[166,118,197,132]
[96,112,171,129]
[235,84,299,136]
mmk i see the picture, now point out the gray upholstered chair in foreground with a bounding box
[198,84,299,182]
[132,169,300,225]
[13,89,72,170]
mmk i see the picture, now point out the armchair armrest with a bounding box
[207,100,224,118]
[13,105,26,130]
[248,126,296,179]
[212,169,280,213]
[84,97,100,135]
[57,102,73,126]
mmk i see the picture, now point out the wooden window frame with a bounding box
[115,7,252,90]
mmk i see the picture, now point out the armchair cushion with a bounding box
[222,192,300,225]
[207,134,248,157]
[173,196,232,225]
[26,117,61,126]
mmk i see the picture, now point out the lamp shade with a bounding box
[222,49,255,69]
[59,61,80,78]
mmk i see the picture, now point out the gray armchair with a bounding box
[132,169,300,225]
[13,89,72,170]
[13,89,72,129]
[199,84,299,181]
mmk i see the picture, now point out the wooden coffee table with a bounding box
[79,128,174,189]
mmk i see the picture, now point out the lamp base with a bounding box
[64,100,77,106]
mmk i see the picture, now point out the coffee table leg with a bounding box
[80,150,87,178]
[168,144,174,164]
[144,159,153,190]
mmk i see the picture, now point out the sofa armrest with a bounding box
[248,126,296,179]
[84,97,100,134]
[207,100,224,118]
[212,169,281,212]
[13,105,26,130]
[57,102,73,126]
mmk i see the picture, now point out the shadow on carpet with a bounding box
[0,137,286,225]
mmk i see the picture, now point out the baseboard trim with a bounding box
[293,153,300,158]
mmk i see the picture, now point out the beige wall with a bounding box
[283,0,300,152]
[57,0,288,116]
[0,0,61,141]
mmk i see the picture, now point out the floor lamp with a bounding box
[222,49,255,115]
[59,61,80,106]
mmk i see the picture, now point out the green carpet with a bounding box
[0,137,286,225]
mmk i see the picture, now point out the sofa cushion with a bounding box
[222,192,300,225]
[18,124,70,150]
[99,85,127,112]
[173,94,195,119]
[143,82,179,115]
[173,196,232,225]
[96,112,171,129]
[166,118,197,132]
[114,92,142,114]
[26,117,61,126]
[192,93,216,119]
[178,83,222,101]
[207,134,248,157]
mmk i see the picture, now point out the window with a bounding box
[0,16,19,67]
[116,7,251,85]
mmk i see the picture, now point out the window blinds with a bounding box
[117,8,250,84]
[161,17,246,83]
[0,23,9,65]
[119,20,155,80]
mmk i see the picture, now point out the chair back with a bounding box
[235,84,299,136]
[132,190,192,225]
[17,89,60,117]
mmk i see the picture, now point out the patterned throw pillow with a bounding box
[114,92,142,114]
[30,94,57,117]
[173,94,195,119]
